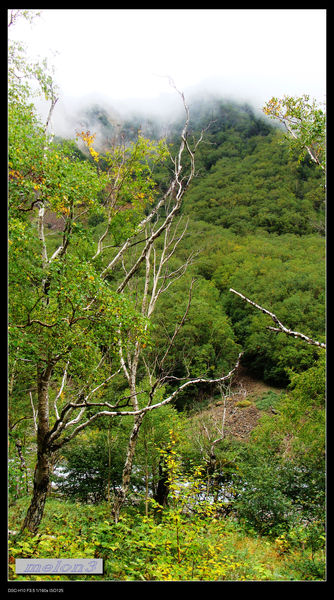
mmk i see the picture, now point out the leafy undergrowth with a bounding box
[8,497,325,582]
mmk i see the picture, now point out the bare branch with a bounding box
[101,84,202,288]
[9,415,33,432]
[53,361,69,420]
[52,352,243,449]
[127,353,243,416]
[115,196,184,294]
[47,367,122,444]
[100,182,176,278]
[43,93,59,136]
[29,392,38,432]
[37,203,48,268]
[229,288,326,349]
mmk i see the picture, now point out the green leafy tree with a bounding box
[8,17,164,531]
[53,427,127,503]
[263,94,326,172]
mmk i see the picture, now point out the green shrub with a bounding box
[233,448,294,535]
[255,391,281,411]
[88,213,106,227]
[235,399,253,408]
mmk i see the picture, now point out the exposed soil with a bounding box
[233,365,285,402]
[196,366,285,441]
[44,210,66,231]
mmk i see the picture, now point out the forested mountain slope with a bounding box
[183,131,324,235]
[80,96,325,388]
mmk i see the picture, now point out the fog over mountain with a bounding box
[37,89,183,141]
[36,79,275,153]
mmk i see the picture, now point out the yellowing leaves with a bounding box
[76,129,100,162]
[8,169,23,181]
[89,147,99,162]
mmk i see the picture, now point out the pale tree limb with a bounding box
[34,89,69,305]
[47,365,122,446]
[263,96,325,172]
[43,88,59,136]
[53,361,69,420]
[52,352,243,449]
[29,392,38,432]
[37,203,48,269]
[109,224,198,520]
[282,117,324,170]
[92,139,134,261]
[107,216,198,519]
[115,194,185,294]
[192,378,246,502]
[100,185,173,278]
[229,288,326,349]
[101,82,205,288]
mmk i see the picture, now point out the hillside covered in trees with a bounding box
[8,12,326,584]
[69,95,325,388]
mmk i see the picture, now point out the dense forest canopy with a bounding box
[8,10,326,583]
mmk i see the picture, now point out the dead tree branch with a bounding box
[229,288,326,349]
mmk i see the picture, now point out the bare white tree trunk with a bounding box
[111,216,196,521]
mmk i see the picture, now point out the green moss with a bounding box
[235,399,253,408]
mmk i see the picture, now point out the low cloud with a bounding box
[34,78,278,151]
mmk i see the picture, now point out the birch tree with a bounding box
[187,380,245,504]
[110,216,197,521]
[263,94,326,173]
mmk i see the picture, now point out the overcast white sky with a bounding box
[9,8,326,121]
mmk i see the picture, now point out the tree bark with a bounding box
[112,413,145,523]
[229,288,326,349]
[15,440,29,495]
[21,449,51,533]
[21,362,53,533]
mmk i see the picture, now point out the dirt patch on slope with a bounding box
[233,366,285,402]
[44,210,66,231]
[197,366,285,441]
